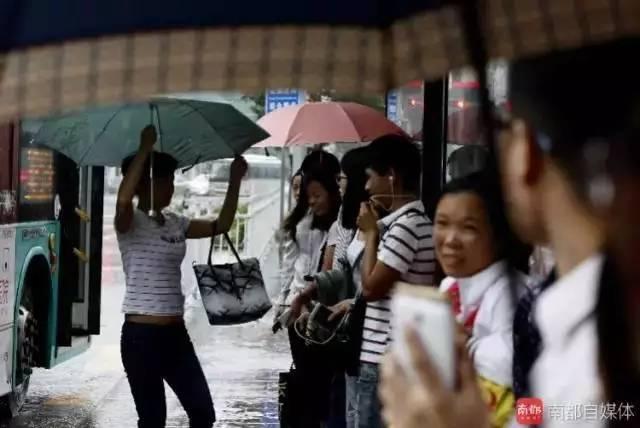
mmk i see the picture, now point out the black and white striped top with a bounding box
[360,200,435,365]
[117,209,190,316]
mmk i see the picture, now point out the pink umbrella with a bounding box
[255,102,407,147]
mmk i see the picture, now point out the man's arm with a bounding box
[357,202,404,301]
[361,229,402,301]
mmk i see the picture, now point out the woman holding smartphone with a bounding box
[380,38,640,428]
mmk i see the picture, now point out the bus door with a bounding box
[17,120,104,352]
[52,154,104,347]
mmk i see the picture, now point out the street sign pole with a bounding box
[264,89,302,270]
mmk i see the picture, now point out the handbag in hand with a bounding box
[193,223,272,325]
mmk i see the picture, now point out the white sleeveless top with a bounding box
[117,209,190,316]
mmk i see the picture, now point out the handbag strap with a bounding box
[207,220,245,268]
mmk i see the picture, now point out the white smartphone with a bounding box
[391,282,456,390]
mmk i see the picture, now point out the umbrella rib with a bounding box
[285,106,302,147]
[169,98,237,159]
[334,103,361,143]
[153,103,165,153]
[77,104,130,166]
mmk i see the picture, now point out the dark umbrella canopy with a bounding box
[2,0,437,50]
[0,0,637,123]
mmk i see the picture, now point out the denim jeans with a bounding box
[121,321,216,428]
[355,362,384,428]
[346,375,358,428]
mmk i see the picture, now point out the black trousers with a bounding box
[288,326,344,428]
[121,321,216,428]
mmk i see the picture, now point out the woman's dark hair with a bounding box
[509,37,640,415]
[300,150,340,178]
[437,170,531,272]
[283,167,341,241]
[283,151,341,241]
[367,134,421,194]
[121,152,178,179]
[510,38,640,200]
[340,147,370,230]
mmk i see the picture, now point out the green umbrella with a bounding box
[34,98,270,168]
[35,97,268,217]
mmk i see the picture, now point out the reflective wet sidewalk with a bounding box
[0,284,290,428]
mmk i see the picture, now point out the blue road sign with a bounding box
[386,90,399,125]
[265,89,303,113]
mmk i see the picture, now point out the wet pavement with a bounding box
[0,281,290,427]
[0,194,291,427]
[0,281,290,428]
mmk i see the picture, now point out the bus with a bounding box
[210,154,284,181]
[0,121,103,416]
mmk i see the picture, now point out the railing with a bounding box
[212,213,248,255]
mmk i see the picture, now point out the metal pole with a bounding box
[421,79,448,220]
[148,104,156,218]
[278,147,288,268]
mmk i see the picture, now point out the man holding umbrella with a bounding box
[115,125,248,428]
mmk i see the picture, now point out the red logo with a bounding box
[516,398,544,425]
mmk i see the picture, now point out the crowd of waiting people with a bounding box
[115,36,639,428]
[272,37,640,428]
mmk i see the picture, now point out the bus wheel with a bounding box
[0,299,36,417]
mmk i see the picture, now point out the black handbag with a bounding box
[342,292,367,376]
[193,225,272,325]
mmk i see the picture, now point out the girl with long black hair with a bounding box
[275,157,341,427]
[285,147,371,428]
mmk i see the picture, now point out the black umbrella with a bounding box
[0,0,637,122]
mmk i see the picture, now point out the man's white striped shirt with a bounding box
[360,200,436,365]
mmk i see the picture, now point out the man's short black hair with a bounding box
[121,152,178,179]
[367,134,421,193]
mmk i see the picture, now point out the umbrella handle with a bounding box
[148,103,157,218]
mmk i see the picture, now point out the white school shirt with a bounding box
[531,253,604,427]
[331,220,356,270]
[277,214,328,306]
[346,233,365,292]
[440,261,528,386]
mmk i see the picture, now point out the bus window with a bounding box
[18,125,56,222]
[20,147,55,205]
[387,80,424,138]
[444,62,508,181]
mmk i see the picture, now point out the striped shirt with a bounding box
[329,218,356,270]
[117,209,190,316]
[360,200,436,365]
